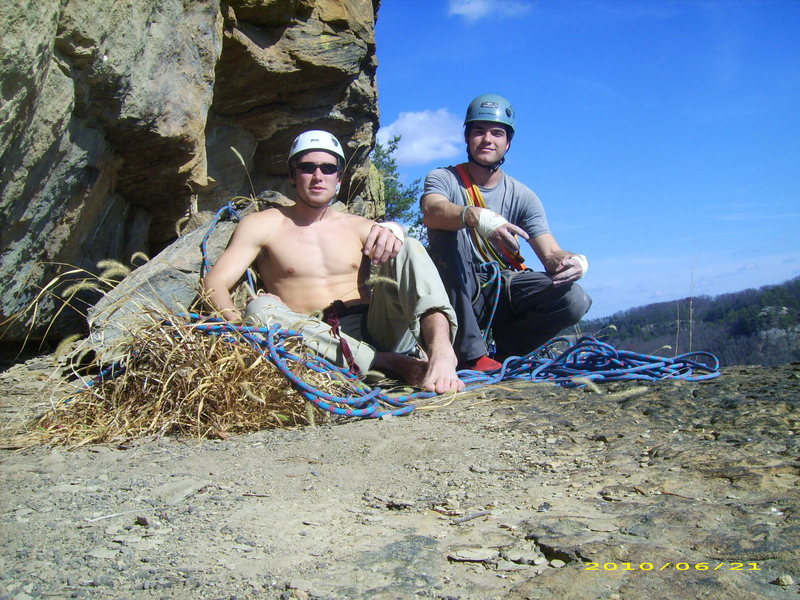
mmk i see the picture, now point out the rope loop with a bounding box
[200,200,257,293]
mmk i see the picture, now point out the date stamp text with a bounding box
[585,562,761,572]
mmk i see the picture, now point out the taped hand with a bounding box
[552,254,588,286]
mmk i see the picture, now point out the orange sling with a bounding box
[454,163,526,271]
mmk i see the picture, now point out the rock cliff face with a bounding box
[0,0,380,343]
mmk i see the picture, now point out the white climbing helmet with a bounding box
[287,130,345,170]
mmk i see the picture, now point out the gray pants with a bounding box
[244,238,457,373]
[427,230,592,361]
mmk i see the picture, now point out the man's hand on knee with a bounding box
[552,254,588,286]
[364,222,404,265]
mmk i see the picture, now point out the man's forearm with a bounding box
[422,195,479,231]
[202,278,242,323]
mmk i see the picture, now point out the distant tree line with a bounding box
[577,277,800,367]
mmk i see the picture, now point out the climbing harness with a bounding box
[321,300,365,376]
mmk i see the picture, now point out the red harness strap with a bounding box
[321,300,362,376]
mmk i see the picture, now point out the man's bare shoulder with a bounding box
[235,207,288,233]
[328,210,374,234]
[239,207,287,225]
[226,208,287,250]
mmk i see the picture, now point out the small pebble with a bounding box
[134,515,150,527]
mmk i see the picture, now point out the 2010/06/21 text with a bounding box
[585,562,760,571]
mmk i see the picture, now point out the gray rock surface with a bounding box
[1,360,798,599]
[84,210,237,357]
[0,0,379,342]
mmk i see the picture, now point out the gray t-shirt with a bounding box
[423,166,550,262]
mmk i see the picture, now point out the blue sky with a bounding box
[374,0,800,319]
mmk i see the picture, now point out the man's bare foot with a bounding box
[414,309,465,394]
[372,352,463,395]
[419,349,464,394]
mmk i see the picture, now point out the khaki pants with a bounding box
[244,238,457,373]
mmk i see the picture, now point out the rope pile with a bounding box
[81,313,720,421]
[184,314,421,418]
[468,336,721,387]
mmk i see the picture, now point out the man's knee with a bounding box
[562,285,592,325]
[399,237,425,256]
[380,237,424,272]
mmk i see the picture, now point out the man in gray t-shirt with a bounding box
[421,94,592,370]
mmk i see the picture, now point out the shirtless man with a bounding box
[202,130,464,394]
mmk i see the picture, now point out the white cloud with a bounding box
[377,109,464,166]
[447,0,532,23]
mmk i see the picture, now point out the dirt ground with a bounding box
[1,355,798,600]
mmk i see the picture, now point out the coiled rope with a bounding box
[186,318,721,397]
[479,261,502,349]
[80,314,720,419]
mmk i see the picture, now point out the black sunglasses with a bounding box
[296,162,340,175]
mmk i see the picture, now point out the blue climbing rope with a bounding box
[457,335,721,388]
[78,314,721,419]
[200,201,257,292]
[183,314,422,417]
[478,261,502,353]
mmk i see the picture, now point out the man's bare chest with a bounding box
[259,224,365,281]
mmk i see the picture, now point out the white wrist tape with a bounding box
[377,221,406,242]
[476,209,508,238]
[573,254,589,278]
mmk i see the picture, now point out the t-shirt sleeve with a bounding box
[422,167,464,206]
[509,181,550,239]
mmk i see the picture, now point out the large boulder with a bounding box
[0,0,380,344]
[85,194,292,359]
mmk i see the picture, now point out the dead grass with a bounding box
[20,316,352,448]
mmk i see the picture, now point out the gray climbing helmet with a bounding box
[464,94,515,138]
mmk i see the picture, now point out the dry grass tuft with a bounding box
[26,317,340,447]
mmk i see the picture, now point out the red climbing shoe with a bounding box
[459,355,502,372]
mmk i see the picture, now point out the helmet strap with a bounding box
[467,149,504,173]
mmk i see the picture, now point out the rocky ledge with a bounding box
[0,361,798,599]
